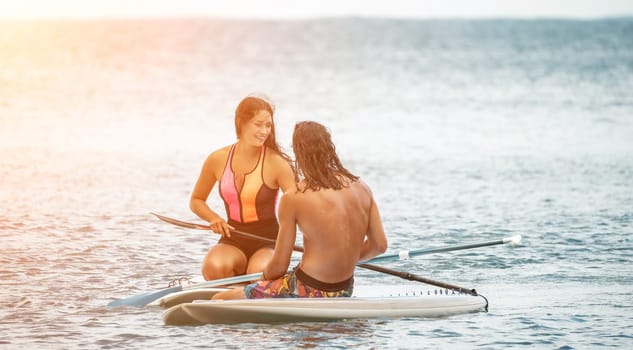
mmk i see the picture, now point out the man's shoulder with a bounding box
[290,183,323,201]
[348,178,370,191]
[357,178,371,189]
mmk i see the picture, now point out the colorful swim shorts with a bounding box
[244,266,354,298]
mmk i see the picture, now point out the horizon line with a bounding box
[1,14,632,21]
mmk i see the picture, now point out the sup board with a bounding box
[163,293,488,325]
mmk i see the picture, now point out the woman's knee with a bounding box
[246,248,274,274]
[202,259,231,280]
[202,245,247,280]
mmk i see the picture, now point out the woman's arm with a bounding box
[189,150,232,236]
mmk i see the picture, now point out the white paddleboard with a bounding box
[163,293,488,325]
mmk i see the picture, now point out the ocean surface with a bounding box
[1,18,632,349]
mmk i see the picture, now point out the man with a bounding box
[213,121,387,299]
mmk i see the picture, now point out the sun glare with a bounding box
[0,0,140,19]
[0,1,64,19]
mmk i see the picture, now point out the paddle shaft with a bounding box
[153,213,489,294]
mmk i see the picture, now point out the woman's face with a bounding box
[240,109,273,147]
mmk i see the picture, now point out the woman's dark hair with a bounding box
[234,95,294,168]
[292,121,358,192]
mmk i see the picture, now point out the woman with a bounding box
[190,95,296,280]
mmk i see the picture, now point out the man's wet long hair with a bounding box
[292,121,358,192]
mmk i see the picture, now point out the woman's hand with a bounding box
[208,215,234,237]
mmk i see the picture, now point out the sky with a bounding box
[1,0,632,19]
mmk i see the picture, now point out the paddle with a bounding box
[153,213,520,282]
[104,213,519,306]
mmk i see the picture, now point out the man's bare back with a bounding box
[295,179,375,282]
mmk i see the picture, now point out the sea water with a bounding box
[1,18,632,349]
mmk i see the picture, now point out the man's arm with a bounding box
[359,197,388,261]
[263,192,297,280]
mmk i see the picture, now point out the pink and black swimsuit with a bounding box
[218,144,279,258]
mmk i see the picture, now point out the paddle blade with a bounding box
[151,212,210,230]
[108,286,183,307]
